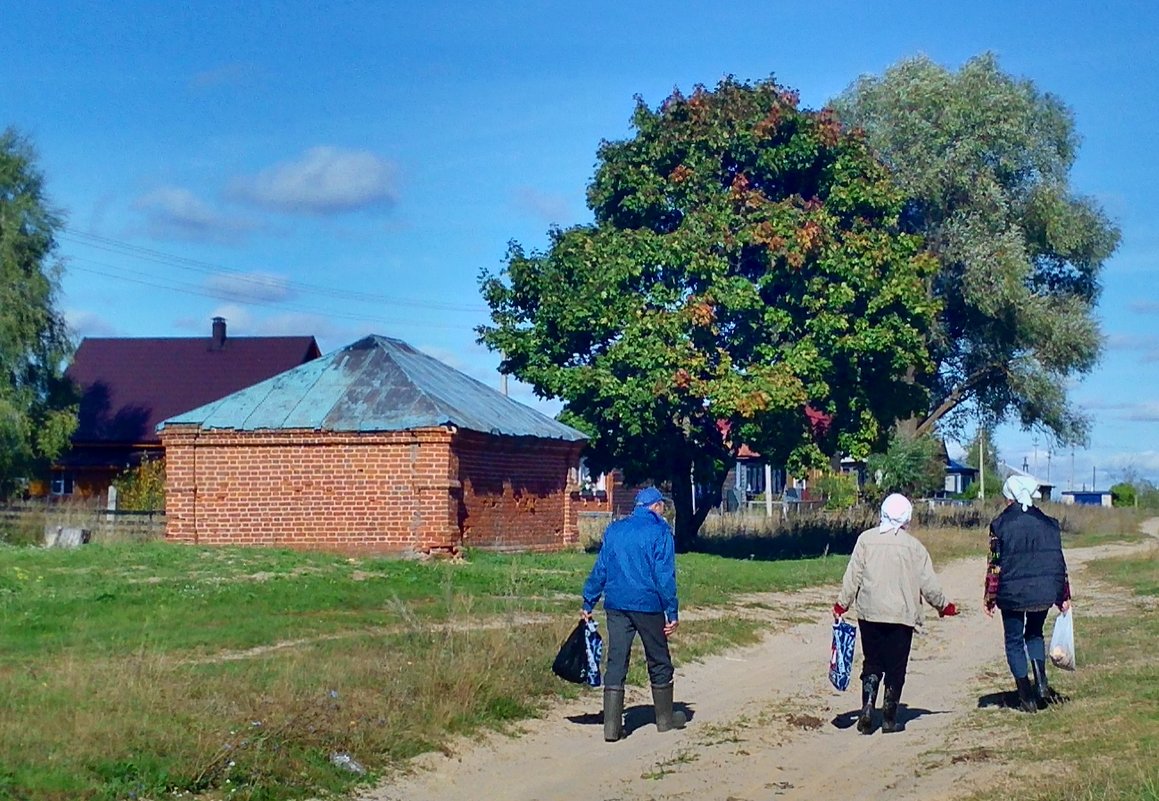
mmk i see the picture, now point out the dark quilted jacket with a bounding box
[991,505,1068,611]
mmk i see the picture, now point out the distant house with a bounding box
[998,464,1054,502]
[158,335,589,554]
[942,458,978,497]
[1059,489,1112,507]
[56,318,320,500]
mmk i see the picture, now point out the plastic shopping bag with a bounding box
[829,618,857,691]
[552,619,604,686]
[1049,608,1076,671]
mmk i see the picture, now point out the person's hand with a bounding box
[983,604,995,619]
[939,602,958,618]
[832,602,847,620]
[663,619,679,637]
[580,609,593,622]
[1059,599,1071,613]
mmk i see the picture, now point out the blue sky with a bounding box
[3,1,1157,487]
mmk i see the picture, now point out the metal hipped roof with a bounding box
[159,335,586,442]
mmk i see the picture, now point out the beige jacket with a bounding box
[836,524,947,628]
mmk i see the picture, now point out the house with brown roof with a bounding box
[54,317,320,500]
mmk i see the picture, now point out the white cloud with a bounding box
[1120,403,1159,422]
[65,309,118,338]
[1128,300,1159,315]
[175,307,337,341]
[244,312,340,339]
[230,147,398,215]
[511,186,572,224]
[1074,399,1159,422]
[204,272,294,303]
[134,186,257,243]
[1103,332,1159,363]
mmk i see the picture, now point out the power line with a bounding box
[59,227,489,313]
[67,262,478,331]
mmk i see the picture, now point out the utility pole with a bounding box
[500,373,509,397]
[979,428,985,502]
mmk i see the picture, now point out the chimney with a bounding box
[211,317,227,350]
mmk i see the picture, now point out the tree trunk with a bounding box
[670,456,721,553]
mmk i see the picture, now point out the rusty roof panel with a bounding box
[160,335,586,442]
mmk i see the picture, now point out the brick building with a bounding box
[158,335,588,554]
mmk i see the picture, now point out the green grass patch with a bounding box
[0,540,843,800]
[965,546,1159,801]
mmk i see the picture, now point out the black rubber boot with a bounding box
[651,683,686,732]
[1014,675,1038,713]
[1031,659,1068,707]
[603,687,624,742]
[857,674,881,734]
[881,686,903,733]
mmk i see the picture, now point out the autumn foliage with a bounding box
[479,77,938,549]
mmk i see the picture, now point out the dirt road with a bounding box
[364,520,1158,801]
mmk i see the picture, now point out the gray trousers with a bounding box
[603,608,674,688]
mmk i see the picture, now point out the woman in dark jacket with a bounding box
[984,475,1071,712]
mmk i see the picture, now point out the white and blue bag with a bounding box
[552,618,604,686]
[829,618,857,691]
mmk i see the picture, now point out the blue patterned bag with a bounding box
[829,619,857,691]
[553,618,603,686]
[583,619,603,687]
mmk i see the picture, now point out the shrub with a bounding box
[111,458,166,511]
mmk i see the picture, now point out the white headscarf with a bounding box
[879,493,913,533]
[1003,475,1040,511]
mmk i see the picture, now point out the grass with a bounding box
[0,504,1148,801]
[964,543,1159,801]
[0,538,848,800]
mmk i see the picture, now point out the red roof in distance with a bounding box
[67,318,321,445]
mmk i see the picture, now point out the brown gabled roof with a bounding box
[68,318,320,445]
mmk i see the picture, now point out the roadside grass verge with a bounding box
[0,540,844,800]
[965,544,1159,801]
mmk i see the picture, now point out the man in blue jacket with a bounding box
[582,486,684,742]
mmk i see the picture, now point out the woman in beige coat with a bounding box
[833,493,958,733]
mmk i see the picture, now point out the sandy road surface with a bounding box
[363,520,1158,801]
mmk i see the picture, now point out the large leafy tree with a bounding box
[0,128,76,498]
[479,78,938,550]
[833,54,1120,445]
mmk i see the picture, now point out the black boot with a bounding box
[603,687,624,742]
[881,686,903,733]
[1014,675,1038,713]
[651,683,686,732]
[1031,659,1068,707]
[857,674,880,734]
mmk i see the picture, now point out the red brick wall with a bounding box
[452,430,585,552]
[161,425,585,554]
[162,425,461,553]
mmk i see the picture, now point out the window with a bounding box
[577,458,606,494]
[51,471,75,496]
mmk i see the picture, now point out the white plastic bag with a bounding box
[1049,608,1076,671]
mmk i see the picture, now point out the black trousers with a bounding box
[603,609,674,689]
[858,620,915,700]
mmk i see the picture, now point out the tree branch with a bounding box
[915,365,1002,436]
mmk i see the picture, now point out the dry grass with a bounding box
[0,604,574,800]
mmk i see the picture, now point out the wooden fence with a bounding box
[0,502,166,545]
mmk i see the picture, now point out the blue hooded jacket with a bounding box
[582,506,679,621]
